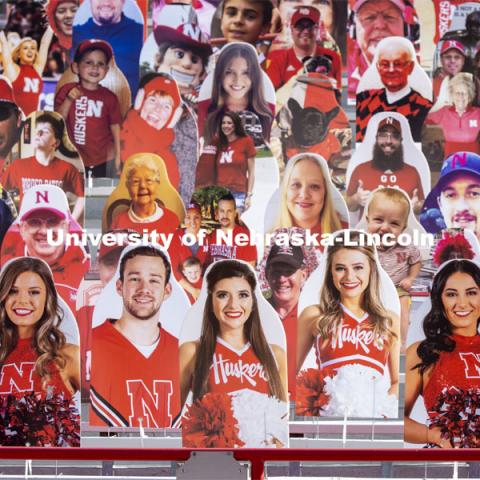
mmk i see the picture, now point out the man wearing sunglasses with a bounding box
[265,243,307,400]
[1,184,90,313]
[265,6,341,90]
[347,116,424,215]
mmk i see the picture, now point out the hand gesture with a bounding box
[68,86,82,101]
[355,180,370,207]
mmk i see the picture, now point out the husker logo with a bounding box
[459,352,480,379]
[23,77,40,93]
[126,380,173,428]
[0,362,35,393]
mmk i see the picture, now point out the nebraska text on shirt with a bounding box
[331,324,383,354]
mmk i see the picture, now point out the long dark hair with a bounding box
[203,43,273,144]
[0,257,66,383]
[217,111,247,150]
[191,260,286,402]
[414,259,480,374]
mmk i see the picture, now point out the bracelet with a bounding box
[246,192,253,197]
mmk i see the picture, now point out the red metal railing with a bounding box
[0,448,479,480]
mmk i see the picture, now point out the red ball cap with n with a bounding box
[291,6,320,26]
[440,39,466,56]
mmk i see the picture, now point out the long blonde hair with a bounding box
[315,230,396,343]
[272,154,343,233]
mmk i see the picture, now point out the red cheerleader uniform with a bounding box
[423,334,480,413]
[315,305,390,378]
[0,338,79,446]
[12,65,43,116]
[208,337,270,395]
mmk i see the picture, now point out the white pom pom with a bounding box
[323,364,398,418]
[230,389,289,447]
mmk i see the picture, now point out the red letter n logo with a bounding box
[0,363,35,393]
[459,352,480,378]
[127,380,173,428]
[35,190,49,204]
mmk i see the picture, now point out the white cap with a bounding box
[19,185,70,221]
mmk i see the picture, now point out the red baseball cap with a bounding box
[74,39,113,63]
[440,39,466,56]
[186,201,202,215]
[291,6,320,27]
[377,116,401,133]
[154,24,212,56]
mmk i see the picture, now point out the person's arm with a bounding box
[62,343,81,393]
[271,344,288,401]
[296,305,317,374]
[244,155,255,210]
[55,85,81,119]
[0,31,19,81]
[386,311,400,398]
[71,196,85,223]
[398,261,422,292]
[404,343,452,447]
[34,25,54,75]
[179,341,198,407]
[110,124,121,175]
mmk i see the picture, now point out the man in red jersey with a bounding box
[90,245,180,428]
[266,6,341,90]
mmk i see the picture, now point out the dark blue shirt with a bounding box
[73,14,143,95]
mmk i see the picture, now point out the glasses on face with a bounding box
[293,21,316,32]
[268,264,299,277]
[24,217,63,230]
[377,60,411,71]
[128,178,158,188]
[376,131,401,141]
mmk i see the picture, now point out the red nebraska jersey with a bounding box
[111,208,179,236]
[315,306,389,377]
[55,83,122,167]
[12,65,43,115]
[208,337,269,395]
[1,156,84,203]
[216,136,256,193]
[0,338,70,399]
[423,334,480,412]
[206,225,257,264]
[90,321,180,428]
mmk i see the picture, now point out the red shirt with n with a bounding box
[55,82,122,167]
[206,225,257,264]
[90,321,180,428]
[1,156,84,203]
[216,136,256,193]
[265,45,342,90]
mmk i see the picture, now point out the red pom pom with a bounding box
[182,392,245,448]
[295,368,330,417]
[427,386,480,448]
[0,392,80,447]
[433,232,474,266]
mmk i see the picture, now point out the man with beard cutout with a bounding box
[346,117,424,215]
[89,245,180,428]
